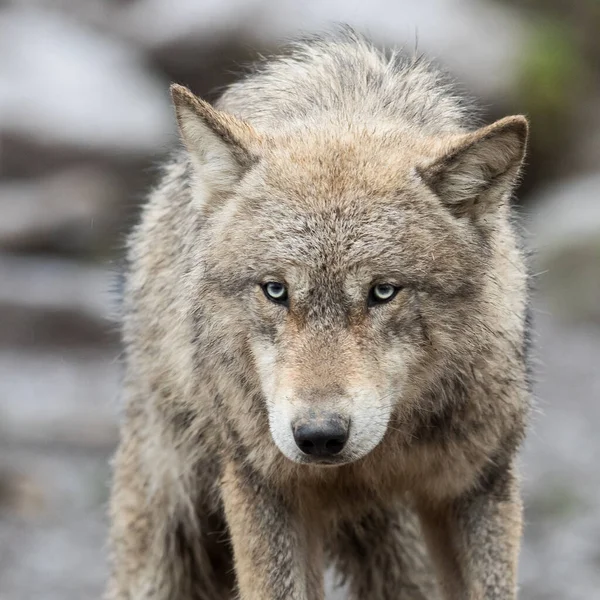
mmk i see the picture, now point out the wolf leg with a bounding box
[106,430,233,600]
[417,464,522,600]
[330,502,440,600]
[221,460,324,600]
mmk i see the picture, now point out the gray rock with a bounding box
[0,348,119,449]
[519,310,600,600]
[115,0,526,100]
[0,6,173,159]
[0,255,120,448]
[0,168,124,254]
[0,254,118,348]
[528,173,600,323]
[0,448,112,600]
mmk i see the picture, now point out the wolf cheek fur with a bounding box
[107,31,531,600]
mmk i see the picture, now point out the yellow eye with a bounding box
[262,282,288,304]
[368,284,399,306]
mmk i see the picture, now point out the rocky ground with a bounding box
[1,1,599,599]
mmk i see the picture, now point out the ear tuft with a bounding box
[170,84,258,196]
[418,115,528,217]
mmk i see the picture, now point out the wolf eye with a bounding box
[368,284,399,306]
[262,282,288,305]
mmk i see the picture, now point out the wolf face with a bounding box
[172,85,527,466]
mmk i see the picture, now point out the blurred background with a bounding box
[0,1,599,599]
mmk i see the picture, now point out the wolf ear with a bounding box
[171,84,258,195]
[417,116,528,217]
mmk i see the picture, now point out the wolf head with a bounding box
[172,84,528,466]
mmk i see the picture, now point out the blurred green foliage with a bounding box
[516,21,584,149]
[497,0,600,187]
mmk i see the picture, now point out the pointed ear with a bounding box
[170,84,259,196]
[417,116,528,217]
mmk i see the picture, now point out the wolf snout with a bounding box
[292,414,350,458]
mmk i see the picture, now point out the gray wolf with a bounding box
[107,29,531,600]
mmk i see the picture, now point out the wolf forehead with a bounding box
[255,126,433,199]
[207,140,480,286]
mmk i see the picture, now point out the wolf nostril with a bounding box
[325,437,345,453]
[298,438,315,451]
[292,417,349,458]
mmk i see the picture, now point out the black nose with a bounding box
[293,417,349,457]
